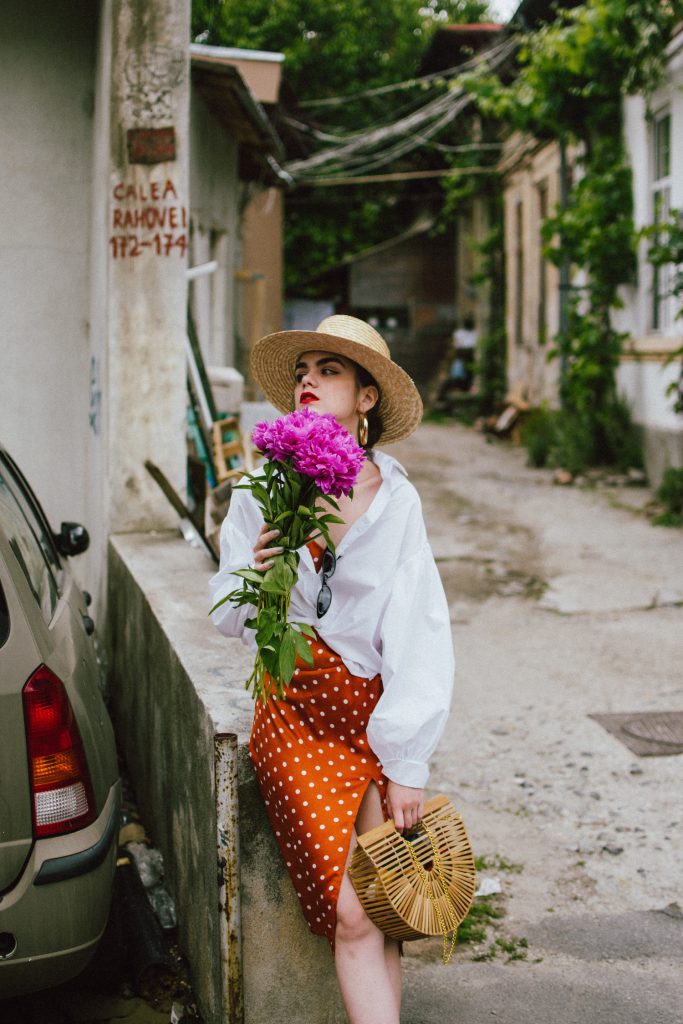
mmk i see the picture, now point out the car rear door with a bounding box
[0,478,54,893]
[0,454,117,892]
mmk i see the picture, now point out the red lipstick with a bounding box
[300,392,318,404]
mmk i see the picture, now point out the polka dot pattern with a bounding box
[248,541,387,948]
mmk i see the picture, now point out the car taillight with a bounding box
[22,665,96,838]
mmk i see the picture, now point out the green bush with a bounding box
[552,415,594,477]
[596,395,644,472]
[521,399,643,477]
[654,467,683,526]
[520,408,559,468]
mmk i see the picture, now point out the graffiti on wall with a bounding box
[109,178,187,258]
[89,356,102,436]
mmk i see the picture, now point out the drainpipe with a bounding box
[215,733,244,1023]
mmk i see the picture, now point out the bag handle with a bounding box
[405,823,459,965]
[355,793,451,852]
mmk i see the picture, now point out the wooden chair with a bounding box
[211,416,260,484]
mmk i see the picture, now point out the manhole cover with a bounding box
[589,711,683,757]
[623,712,683,746]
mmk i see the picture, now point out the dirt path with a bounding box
[391,423,683,1023]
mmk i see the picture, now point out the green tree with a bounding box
[466,0,680,467]
[192,0,492,292]
[193,0,489,103]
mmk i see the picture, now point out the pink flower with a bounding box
[252,408,365,497]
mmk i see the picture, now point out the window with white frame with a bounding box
[651,109,673,332]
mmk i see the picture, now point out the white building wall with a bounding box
[1,0,192,607]
[619,28,683,482]
[0,0,98,532]
[189,92,240,368]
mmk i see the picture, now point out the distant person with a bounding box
[449,315,477,392]
[210,315,454,1024]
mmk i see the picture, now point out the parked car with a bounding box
[0,447,120,998]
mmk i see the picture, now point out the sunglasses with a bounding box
[316,548,337,619]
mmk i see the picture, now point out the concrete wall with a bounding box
[619,30,683,483]
[109,532,345,1024]
[0,0,192,608]
[189,91,240,369]
[240,188,284,342]
[0,0,97,533]
[502,136,562,406]
[106,0,190,534]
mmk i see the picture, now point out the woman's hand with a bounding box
[253,524,283,571]
[386,781,424,833]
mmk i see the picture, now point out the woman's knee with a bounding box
[336,884,377,944]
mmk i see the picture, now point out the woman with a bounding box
[209,315,454,1024]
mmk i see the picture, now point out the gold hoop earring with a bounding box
[358,412,369,447]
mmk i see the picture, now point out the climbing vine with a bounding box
[464,0,680,468]
[647,209,683,414]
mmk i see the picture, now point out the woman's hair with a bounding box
[353,362,383,450]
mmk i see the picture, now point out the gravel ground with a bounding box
[391,423,683,1024]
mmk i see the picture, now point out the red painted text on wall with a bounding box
[110,178,187,258]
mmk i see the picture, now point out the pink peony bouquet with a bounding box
[211,408,365,702]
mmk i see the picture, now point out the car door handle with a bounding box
[81,613,95,636]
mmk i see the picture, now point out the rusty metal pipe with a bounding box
[215,733,244,1024]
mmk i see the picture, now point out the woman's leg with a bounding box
[334,783,402,1024]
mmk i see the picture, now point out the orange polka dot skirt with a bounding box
[248,541,387,949]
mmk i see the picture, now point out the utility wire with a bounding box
[297,166,498,186]
[297,36,515,108]
[285,36,518,180]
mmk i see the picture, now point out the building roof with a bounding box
[190,43,285,65]
[190,46,291,186]
[420,23,505,73]
[190,43,284,104]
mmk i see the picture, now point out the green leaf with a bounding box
[260,645,279,677]
[293,630,314,665]
[233,568,265,584]
[259,557,294,594]
[256,618,276,646]
[279,630,297,684]
[284,550,300,571]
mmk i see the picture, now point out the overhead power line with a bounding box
[297,166,499,186]
[284,36,518,181]
[297,37,514,108]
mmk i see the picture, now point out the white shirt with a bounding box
[208,450,455,788]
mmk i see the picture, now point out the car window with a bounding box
[0,459,60,623]
[0,580,9,648]
[1,454,64,583]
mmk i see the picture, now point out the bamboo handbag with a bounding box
[348,794,476,964]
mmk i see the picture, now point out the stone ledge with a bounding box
[107,532,344,1024]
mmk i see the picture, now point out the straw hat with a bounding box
[250,315,423,445]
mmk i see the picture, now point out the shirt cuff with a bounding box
[380,758,429,788]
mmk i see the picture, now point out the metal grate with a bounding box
[589,711,683,757]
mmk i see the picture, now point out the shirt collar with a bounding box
[299,448,409,567]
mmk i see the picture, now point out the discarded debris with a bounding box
[476,876,503,897]
[552,468,573,486]
[115,855,178,1002]
[658,902,683,919]
[125,840,177,931]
